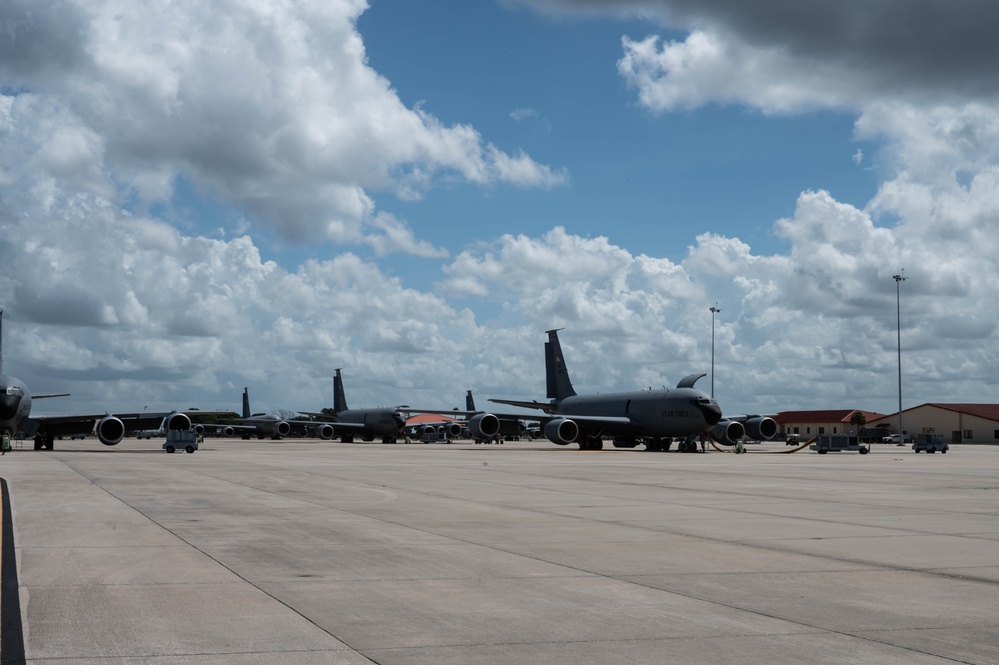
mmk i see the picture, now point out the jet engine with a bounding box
[315,424,335,440]
[272,421,292,438]
[164,412,193,432]
[96,416,126,446]
[442,422,463,438]
[743,416,778,441]
[468,413,500,439]
[711,419,746,446]
[544,417,578,445]
[219,425,235,437]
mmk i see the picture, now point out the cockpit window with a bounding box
[5,386,24,397]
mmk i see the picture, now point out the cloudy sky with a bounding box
[2,0,997,419]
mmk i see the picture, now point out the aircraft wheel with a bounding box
[185,446,195,454]
[941,449,947,453]
[165,446,176,454]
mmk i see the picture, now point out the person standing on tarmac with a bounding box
[2,431,11,455]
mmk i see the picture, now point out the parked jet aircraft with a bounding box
[470,329,776,451]
[301,369,408,443]
[216,388,305,440]
[0,311,207,450]
[466,390,529,441]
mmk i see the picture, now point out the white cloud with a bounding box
[0,0,565,252]
[6,0,999,423]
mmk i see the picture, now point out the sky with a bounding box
[2,0,998,419]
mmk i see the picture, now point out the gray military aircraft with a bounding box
[0,311,206,450]
[218,387,348,440]
[468,329,776,451]
[466,390,529,441]
[301,369,408,443]
[216,388,300,440]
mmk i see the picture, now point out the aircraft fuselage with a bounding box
[338,408,407,437]
[0,376,32,435]
[556,388,722,438]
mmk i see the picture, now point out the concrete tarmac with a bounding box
[2,438,998,664]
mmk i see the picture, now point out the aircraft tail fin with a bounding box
[242,387,251,419]
[333,368,348,413]
[465,390,476,412]
[545,329,577,400]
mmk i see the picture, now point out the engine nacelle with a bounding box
[743,416,778,441]
[711,420,746,446]
[443,422,462,438]
[274,421,291,437]
[468,413,500,439]
[96,416,125,446]
[315,424,334,440]
[194,424,205,435]
[220,425,235,437]
[164,412,193,432]
[544,418,578,445]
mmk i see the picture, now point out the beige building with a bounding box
[775,409,888,440]
[867,404,999,444]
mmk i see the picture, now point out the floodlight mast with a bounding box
[709,305,720,398]
[893,272,906,442]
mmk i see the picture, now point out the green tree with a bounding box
[850,410,867,440]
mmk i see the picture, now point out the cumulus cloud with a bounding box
[6,0,999,421]
[0,0,564,250]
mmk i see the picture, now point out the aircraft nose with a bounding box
[696,400,723,426]
[0,392,21,421]
[393,413,407,430]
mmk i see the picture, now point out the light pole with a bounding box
[893,272,906,444]
[709,305,720,398]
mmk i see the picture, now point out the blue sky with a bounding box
[2,0,998,419]
[351,2,881,281]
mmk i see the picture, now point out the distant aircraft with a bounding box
[467,390,530,441]
[470,329,776,451]
[0,310,207,450]
[218,388,309,440]
[300,369,408,443]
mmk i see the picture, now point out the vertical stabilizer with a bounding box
[545,329,577,400]
[242,388,251,419]
[465,390,476,412]
[333,368,348,413]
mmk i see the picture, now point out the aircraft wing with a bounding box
[297,414,369,430]
[543,414,633,427]
[23,410,203,437]
[487,398,558,413]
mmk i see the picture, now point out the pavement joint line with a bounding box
[167,452,999,590]
[52,458,376,662]
[93,455,991,662]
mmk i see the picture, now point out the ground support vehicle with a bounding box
[163,430,199,454]
[811,434,869,454]
[913,434,949,453]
